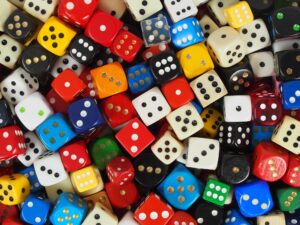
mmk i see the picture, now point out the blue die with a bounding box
[50,192,87,225]
[171,17,205,49]
[285,208,300,225]
[19,167,43,193]
[127,63,155,94]
[36,113,76,152]
[281,80,300,110]
[225,209,251,225]
[252,125,275,149]
[67,98,104,134]
[157,164,204,210]
[235,179,274,218]
[21,194,51,225]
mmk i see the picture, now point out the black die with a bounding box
[19,41,57,76]
[4,10,37,43]
[247,0,274,15]
[91,48,127,68]
[0,99,14,128]
[69,35,101,65]
[149,50,181,85]
[194,201,224,225]
[275,49,300,81]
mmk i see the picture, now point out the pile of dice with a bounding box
[0,0,299,224]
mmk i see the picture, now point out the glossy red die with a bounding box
[161,76,195,109]
[51,69,86,102]
[105,181,140,209]
[106,156,134,186]
[57,0,98,28]
[79,69,97,98]
[59,140,91,172]
[252,141,289,182]
[134,193,174,225]
[110,29,144,63]
[250,90,283,126]
[142,44,170,61]
[167,211,197,225]
[85,10,123,47]
[0,126,26,161]
[102,93,137,128]
[115,118,155,158]
[46,89,70,114]
[282,154,300,187]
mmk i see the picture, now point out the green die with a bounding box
[277,187,300,211]
[202,179,230,206]
[89,135,121,170]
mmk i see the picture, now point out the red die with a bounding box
[85,10,123,47]
[102,93,137,128]
[115,118,155,158]
[57,0,98,28]
[252,141,289,182]
[134,193,174,225]
[110,29,144,63]
[245,81,271,94]
[142,43,170,61]
[282,154,300,187]
[0,203,18,223]
[46,89,70,114]
[284,109,300,121]
[105,181,140,209]
[161,76,195,109]
[79,69,97,98]
[167,211,197,225]
[106,156,134,186]
[2,217,23,225]
[51,69,86,102]
[59,141,91,172]
[0,126,26,161]
[250,90,283,126]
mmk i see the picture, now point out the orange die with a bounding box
[90,62,128,99]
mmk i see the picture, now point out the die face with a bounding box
[157,164,203,210]
[106,156,134,185]
[277,187,300,211]
[171,17,204,49]
[98,0,126,19]
[164,0,198,23]
[0,99,14,128]
[0,34,23,69]
[249,51,275,78]
[36,113,76,152]
[194,201,224,225]
[19,166,43,192]
[199,15,219,39]
[285,208,300,225]
[275,50,300,81]
[124,0,163,21]
[51,54,85,78]
[85,10,123,47]
[67,98,104,134]
[167,103,204,140]
[134,151,169,188]
[223,95,252,122]
[24,0,58,22]
[207,0,238,25]
[281,81,300,110]
[203,178,231,206]
[57,0,98,28]
[115,118,155,157]
[257,212,286,225]
[186,137,220,170]
[272,39,300,53]
[4,9,37,43]
[149,51,182,85]
[132,87,171,126]
[199,108,224,138]
[234,180,274,218]
[282,154,300,187]
[141,16,171,47]
[224,1,254,28]
[37,16,76,56]
[237,19,271,55]
[45,176,75,203]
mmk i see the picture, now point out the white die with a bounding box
[223,95,252,122]
[151,131,184,165]
[199,15,219,39]
[272,39,300,53]
[132,87,171,126]
[15,92,54,131]
[249,51,275,78]
[119,211,139,225]
[82,202,118,225]
[190,70,228,107]
[51,54,85,77]
[33,151,68,187]
[98,0,126,19]
[186,137,220,170]
[207,0,238,25]
[45,176,75,203]
[8,0,25,8]
[176,145,188,165]
[207,26,246,68]
[166,103,204,140]
[17,132,46,167]
[0,67,39,104]
[257,212,286,225]
[0,34,23,69]
[164,0,198,23]
[237,19,271,55]
[193,0,209,6]
[0,0,17,31]
[124,0,163,21]
[24,0,58,22]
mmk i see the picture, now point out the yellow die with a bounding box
[37,16,76,56]
[199,108,224,138]
[70,165,104,196]
[177,43,214,79]
[0,174,30,205]
[91,62,128,99]
[224,1,254,28]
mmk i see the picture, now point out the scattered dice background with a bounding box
[0,0,299,225]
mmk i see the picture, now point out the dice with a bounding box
[207,0,238,25]
[202,178,231,206]
[224,1,254,28]
[223,95,252,122]
[281,80,300,110]
[51,54,85,77]
[124,0,163,21]
[164,0,198,23]
[24,0,58,22]
[106,156,134,185]
[0,34,23,69]
[0,99,14,128]
[194,201,224,225]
